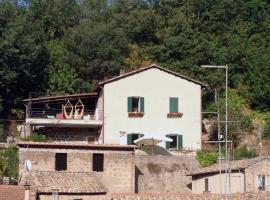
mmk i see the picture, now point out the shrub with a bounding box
[0,144,18,179]
[196,150,218,167]
[22,133,48,142]
[233,145,256,160]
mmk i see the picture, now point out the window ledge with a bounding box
[167,112,183,118]
[128,112,144,117]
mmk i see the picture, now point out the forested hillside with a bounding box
[0,0,270,142]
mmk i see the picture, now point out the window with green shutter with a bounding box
[127,134,132,145]
[177,135,183,149]
[127,133,143,145]
[166,134,183,150]
[140,97,144,112]
[127,97,132,112]
[169,97,178,113]
[127,96,145,115]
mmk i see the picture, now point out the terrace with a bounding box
[23,93,103,128]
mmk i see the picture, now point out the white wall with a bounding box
[192,172,245,194]
[103,67,202,150]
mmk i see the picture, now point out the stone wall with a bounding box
[19,147,134,193]
[111,192,270,200]
[135,154,200,193]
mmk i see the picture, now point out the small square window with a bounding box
[93,153,104,172]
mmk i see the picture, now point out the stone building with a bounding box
[189,157,270,194]
[18,142,135,199]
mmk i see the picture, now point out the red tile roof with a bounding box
[0,185,24,200]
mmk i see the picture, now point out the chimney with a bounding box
[24,184,30,200]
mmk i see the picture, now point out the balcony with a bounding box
[24,93,103,128]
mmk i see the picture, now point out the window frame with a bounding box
[127,96,144,117]
[165,134,183,150]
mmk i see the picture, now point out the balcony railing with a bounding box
[28,108,98,120]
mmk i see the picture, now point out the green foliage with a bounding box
[0,144,18,179]
[22,133,48,142]
[208,89,253,146]
[46,40,78,95]
[233,145,257,160]
[196,150,218,167]
[0,0,270,127]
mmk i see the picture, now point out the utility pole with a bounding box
[201,65,230,199]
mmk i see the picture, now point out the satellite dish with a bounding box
[24,159,32,172]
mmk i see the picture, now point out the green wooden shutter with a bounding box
[177,135,183,149]
[169,97,178,113]
[127,134,132,145]
[166,141,170,149]
[140,97,144,112]
[127,97,132,112]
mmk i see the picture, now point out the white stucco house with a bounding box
[23,64,206,150]
[98,64,206,150]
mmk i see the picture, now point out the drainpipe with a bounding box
[24,184,30,200]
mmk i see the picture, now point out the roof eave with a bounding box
[99,64,208,88]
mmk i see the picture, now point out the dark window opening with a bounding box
[93,153,104,172]
[132,97,140,112]
[55,153,67,171]
[169,135,177,148]
[127,133,143,145]
[131,134,140,145]
[205,178,209,192]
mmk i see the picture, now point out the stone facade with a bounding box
[135,155,200,193]
[18,143,135,195]
[111,192,270,200]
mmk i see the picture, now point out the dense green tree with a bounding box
[0,0,270,121]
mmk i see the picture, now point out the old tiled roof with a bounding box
[29,171,107,194]
[99,63,207,87]
[188,156,268,176]
[0,185,24,200]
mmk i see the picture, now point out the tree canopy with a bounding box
[0,0,270,119]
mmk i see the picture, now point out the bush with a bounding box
[233,146,256,160]
[0,144,18,179]
[196,150,218,167]
[22,133,48,142]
